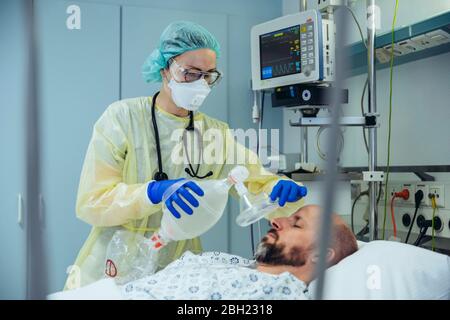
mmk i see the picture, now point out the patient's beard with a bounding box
[254,237,310,267]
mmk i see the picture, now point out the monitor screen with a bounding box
[259,25,302,80]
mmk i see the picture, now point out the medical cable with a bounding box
[413,225,428,246]
[252,90,260,123]
[250,90,266,256]
[344,5,369,154]
[389,189,409,239]
[343,5,367,49]
[257,91,266,247]
[316,126,344,161]
[355,182,383,238]
[256,90,265,158]
[151,92,168,181]
[430,195,437,251]
[182,126,214,179]
[150,92,213,181]
[413,217,433,247]
[361,78,369,153]
[356,222,369,238]
[351,189,369,234]
[250,217,255,255]
[404,190,424,244]
[390,196,397,238]
[382,0,400,240]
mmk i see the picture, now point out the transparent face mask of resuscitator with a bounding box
[234,182,280,227]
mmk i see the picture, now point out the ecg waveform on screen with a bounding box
[272,63,295,76]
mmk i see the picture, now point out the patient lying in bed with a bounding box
[51,205,358,299]
[118,204,357,300]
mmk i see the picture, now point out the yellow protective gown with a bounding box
[65,96,304,289]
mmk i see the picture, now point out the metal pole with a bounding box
[367,0,378,241]
[299,0,307,12]
[298,0,307,164]
[300,126,308,163]
[314,7,348,300]
[25,0,47,299]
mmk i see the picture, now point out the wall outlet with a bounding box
[387,184,402,201]
[426,29,450,46]
[389,184,401,197]
[375,48,391,64]
[396,39,425,54]
[411,34,435,49]
[415,184,430,207]
[429,185,445,208]
[384,43,406,57]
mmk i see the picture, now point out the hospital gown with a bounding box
[120,251,310,300]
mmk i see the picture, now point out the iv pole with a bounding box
[314,0,379,299]
[291,2,380,242]
[367,0,378,241]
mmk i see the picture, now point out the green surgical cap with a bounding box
[142,21,221,83]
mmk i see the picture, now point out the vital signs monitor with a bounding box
[251,10,335,90]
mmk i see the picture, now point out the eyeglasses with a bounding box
[168,58,222,87]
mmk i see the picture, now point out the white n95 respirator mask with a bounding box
[168,78,211,111]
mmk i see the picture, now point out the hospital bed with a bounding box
[48,240,450,300]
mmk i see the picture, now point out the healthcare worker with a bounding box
[66,21,306,289]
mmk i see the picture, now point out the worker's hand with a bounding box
[147,178,204,218]
[269,180,307,207]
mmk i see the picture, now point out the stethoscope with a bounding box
[151,91,213,181]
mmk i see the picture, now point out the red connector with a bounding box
[394,189,409,200]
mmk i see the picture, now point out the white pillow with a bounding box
[309,240,450,300]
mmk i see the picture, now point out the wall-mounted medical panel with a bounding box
[348,10,450,76]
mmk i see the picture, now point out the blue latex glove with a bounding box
[147,178,204,219]
[269,180,307,207]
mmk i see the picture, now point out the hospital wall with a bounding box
[281,0,450,212]
[282,0,450,167]
[0,1,28,300]
[0,0,282,298]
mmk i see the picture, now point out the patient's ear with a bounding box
[310,248,336,264]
